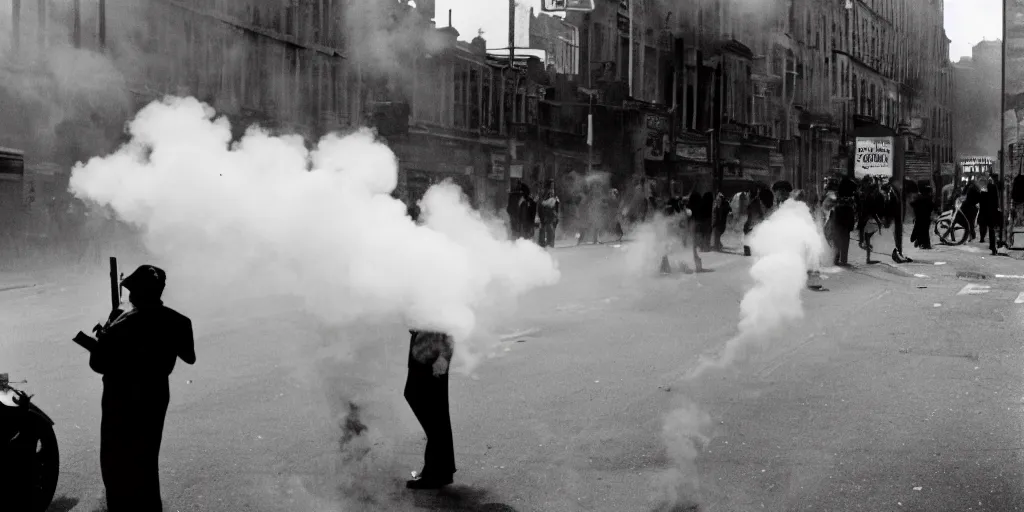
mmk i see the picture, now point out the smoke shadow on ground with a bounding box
[407,484,517,511]
[45,496,79,512]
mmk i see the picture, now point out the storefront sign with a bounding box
[746,167,771,179]
[769,151,784,168]
[940,163,954,176]
[854,136,894,178]
[675,143,708,162]
[510,164,524,179]
[489,153,507,180]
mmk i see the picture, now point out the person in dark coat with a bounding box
[711,192,731,252]
[537,181,561,248]
[832,177,858,266]
[686,191,704,251]
[506,184,523,239]
[404,330,456,489]
[978,174,1001,255]
[910,186,935,250]
[700,192,715,251]
[961,182,981,241]
[517,183,537,241]
[88,265,195,512]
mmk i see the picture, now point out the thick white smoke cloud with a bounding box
[69,96,560,359]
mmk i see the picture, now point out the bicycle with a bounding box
[933,197,970,246]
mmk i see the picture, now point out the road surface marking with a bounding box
[957,284,992,296]
[1016,292,1024,304]
[995,275,1024,279]
[934,262,947,265]
[913,273,929,278]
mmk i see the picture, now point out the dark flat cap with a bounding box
[121,265,166,292]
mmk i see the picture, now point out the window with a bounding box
[469,67,480,129]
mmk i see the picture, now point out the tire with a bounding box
[943,212,970,246]
[26,415,59,512]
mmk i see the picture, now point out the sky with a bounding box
[435,0,1000,61]
[434,0,549,49]
[945,0,1002,61]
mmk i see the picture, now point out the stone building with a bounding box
[953,41,1001,161]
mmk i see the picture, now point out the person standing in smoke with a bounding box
[404,330,457,489]
[978,173,1002,255]
[518,183,538,241]
[85,265,196,511]
[832,176,858,266]
[711,191,731,252]
[961,181,981,242]
[910,185,935,250]
[507,183,523,239]
[537,180,561,248]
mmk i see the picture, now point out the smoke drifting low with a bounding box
[686,200,824,378]
[657,200,824,509]
[69,96,559,357]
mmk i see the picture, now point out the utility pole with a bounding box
[586,13,594,176]
[1001,0,1008,242]
[507,0,516,194]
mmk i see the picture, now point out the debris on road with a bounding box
[913,486,923,491]
[933,303,942,307]
[956,271,989,280]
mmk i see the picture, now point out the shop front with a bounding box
[668,134,714,196]
[390,135,482,209]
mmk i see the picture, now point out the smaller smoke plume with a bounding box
[624,213,695,277]
[686,200,824,379]
[653,399,713,511]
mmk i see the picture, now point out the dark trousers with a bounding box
[100,383,169,512]
[962,207,978,239]
[911,216,931,248]
[980,216,999,252]
[538,222,556,248]
[833,225,852,265]
[404,368,456,477]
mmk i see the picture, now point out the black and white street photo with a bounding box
[3,0,1024,511]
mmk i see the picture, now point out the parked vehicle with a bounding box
[0,373,59,511]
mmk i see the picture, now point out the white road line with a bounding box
[957,284,992,296]
[995,275,1024,279]
[1016,292,1024,304]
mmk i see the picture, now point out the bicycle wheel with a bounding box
[943,212,970,246]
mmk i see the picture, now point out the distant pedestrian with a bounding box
[507,184,523,239]
[832,177,858,266]
[404,330,456,489]
[711,192,731,251]
[537,180,561,248]
[978,174,1001,255]
[910,186,935,250]
[518,183,537,241]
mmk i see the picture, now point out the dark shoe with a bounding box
[406,474,453,489]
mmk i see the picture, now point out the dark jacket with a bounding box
[407,330,454,370]
[89,303,195,385]
[911,194,935,220]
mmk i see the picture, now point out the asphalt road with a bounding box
[2,231,1023,512]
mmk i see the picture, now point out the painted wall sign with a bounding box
[854,136,894,178]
